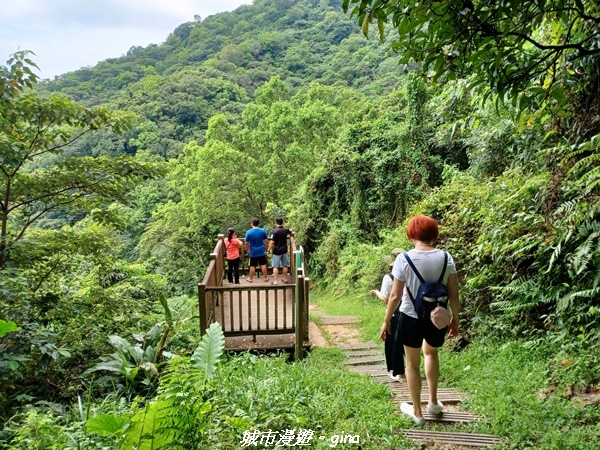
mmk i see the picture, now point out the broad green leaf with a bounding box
[121,401,175,450]
[86,414,129,436]
[362,14,370,37]
[109,335,142,363]
[190,322,225,380]
[0,320,20,338]
[377,16,385,42]
[158,293,173,325]
[86,361,125,374]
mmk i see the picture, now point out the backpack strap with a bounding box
[386,272,394,281]
[437,252,448,283]
[403,253,425,283]
[403,251,448,304]
[403,253,418,305]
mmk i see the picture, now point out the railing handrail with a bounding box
[205,284,294,291]
[201,259,216,285]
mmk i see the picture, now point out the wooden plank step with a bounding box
[422,411,480,423]
[343,349,382,357]
[372,374,408,382]
[390,385,466,396]
[390,385,465,393]
[348,364,388,373]
[339,342,378,350]
[343,355,386,365]
[402,430,500,447]
[360,370,391,377]
[320,316,360,325]
[392,392,466,404]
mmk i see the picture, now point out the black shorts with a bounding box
[398,312,447,348]
[249,255,267,267]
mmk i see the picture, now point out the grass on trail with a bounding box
[310,287,600,450]
[213,348,419,450]
[442,342,600,450]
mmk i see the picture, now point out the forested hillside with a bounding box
[1,0,599,448]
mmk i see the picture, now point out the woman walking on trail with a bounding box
[224,227,243,284]
[369,248,406,382]
[379,215,459,426]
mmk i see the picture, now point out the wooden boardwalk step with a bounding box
[342,349,382,357]
[392,391,466,404]
[402,430,501,447]
[371,374,406,381]
[343,355,386,365]
[390,386,464,394]
[360,370,390,377]
[422,411,480,423]
[348,364,388,373]
[320,316,360,325]
[339,342,378,350]
[339,345,493,437]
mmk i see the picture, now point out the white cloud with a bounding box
[0,0,252,79]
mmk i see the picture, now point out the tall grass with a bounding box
[208,349,418,449]
[441,341,600,449]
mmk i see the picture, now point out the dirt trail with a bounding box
[309,303,362,347]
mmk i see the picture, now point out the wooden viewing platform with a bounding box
[198,234,311,358]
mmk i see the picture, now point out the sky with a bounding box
[0,0,252,80]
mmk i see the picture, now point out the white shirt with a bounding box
[379,273,393,299]
[392,249,457,319]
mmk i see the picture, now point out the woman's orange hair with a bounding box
[406,214,439,243]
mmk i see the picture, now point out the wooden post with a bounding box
[296,274,305,361]
[294,250,303,361]
[198,282,207,336]
[217,234,225,286]
[210,253,218,306]
[290,236,297,275]
[303,277,310,343]
[240,238,246,274]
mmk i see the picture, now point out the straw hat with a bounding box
[384,248,404,266]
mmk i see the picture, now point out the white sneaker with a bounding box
[389,373,405,382]
[427,400,444,414]
[400,402,425,426]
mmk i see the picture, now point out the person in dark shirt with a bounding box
[268,217,291,285]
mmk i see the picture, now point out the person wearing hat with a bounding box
[224,227,243,284]
[369,248,406,382]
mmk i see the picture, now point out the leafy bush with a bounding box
[442,339,600,449]
[86,327,165,395]
[410,135,600,359]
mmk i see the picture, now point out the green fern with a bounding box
[190,322,225,380]
[119,358,214,449]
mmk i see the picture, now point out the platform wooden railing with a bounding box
[294,245,310,360]
[198,234,309,359]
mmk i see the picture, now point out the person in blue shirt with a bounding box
[244,218,269,282]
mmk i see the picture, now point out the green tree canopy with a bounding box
[0,52,160,268]
[346,0,600,111]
